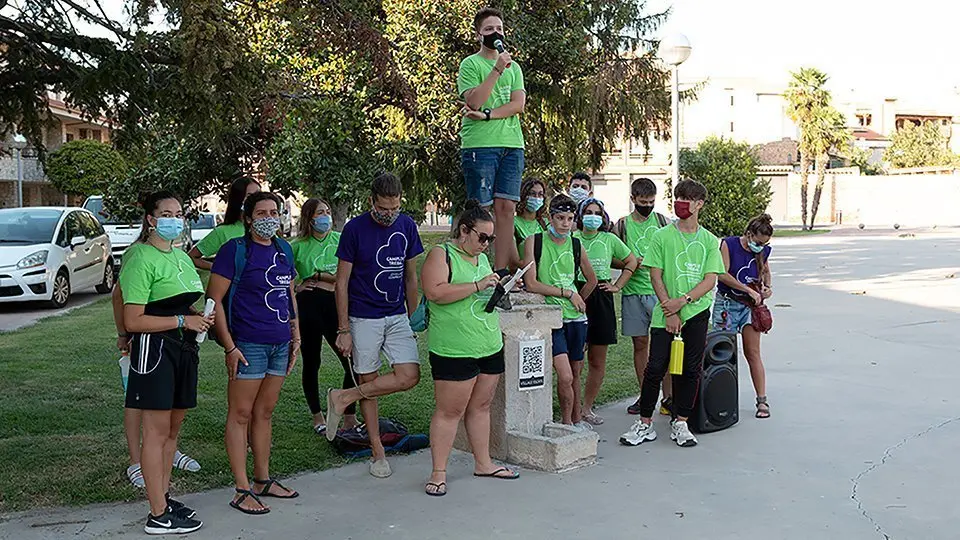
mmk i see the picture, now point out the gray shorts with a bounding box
[349,314,421,375]
[621,294,658,337]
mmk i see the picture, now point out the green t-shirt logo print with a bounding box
[674,241,707,280]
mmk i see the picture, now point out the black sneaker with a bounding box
[659,397,674,417]
[166,494,196,519]
[144,508,202,535]
[626,397,643,415]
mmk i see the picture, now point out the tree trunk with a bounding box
[799,154,811,230]
[332,201,351,232]
[809,153,828,229]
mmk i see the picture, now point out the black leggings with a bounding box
[297,288,356,416]
[638,308,709,419]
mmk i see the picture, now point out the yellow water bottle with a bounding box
[669,334,684,375]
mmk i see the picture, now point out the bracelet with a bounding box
[493,66,503,74]
[474,281,480,292]
[225,346,238,355]
[622,267,635,274]
[337,328,350,335]
[176,315,185,329]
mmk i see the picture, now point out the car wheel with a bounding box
[49,269,71,309]
[95,262,115,294]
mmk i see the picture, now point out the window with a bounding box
[856,114,872,127]
[79,128,89,140]
[91,130,102,142]
[65,133,74,142]
[78,212,103,238]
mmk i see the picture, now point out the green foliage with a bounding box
[848,147,883,175]
[43,140,127,196]
[884,121,960,169]
[677,137,771,237]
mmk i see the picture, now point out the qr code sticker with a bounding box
[518,339,545,390]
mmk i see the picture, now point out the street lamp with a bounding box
[658,34,692,191]
[10,134,27,208]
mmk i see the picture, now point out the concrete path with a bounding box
[0,291,103,332]
[3,232,960,539]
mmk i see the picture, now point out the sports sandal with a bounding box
[253,478,299,499]
[756,396,771,419]
[229,488,270,515]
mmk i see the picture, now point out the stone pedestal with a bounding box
[453,292,599,472]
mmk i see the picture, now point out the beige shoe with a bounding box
[369,459,392,478]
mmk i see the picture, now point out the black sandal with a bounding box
[229,488,270,515]
[253,478,299,499]
[425,469,447,497]
[756,396,771,419]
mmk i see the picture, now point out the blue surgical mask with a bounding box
[154,217,184,241]
[312,215,332,233]
[526,197,544,212]
[582,215,603,231]
[569,187,589,203]
[548,224,570,239]
[748,240,765,254]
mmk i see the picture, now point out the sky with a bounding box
[648,0,960,104]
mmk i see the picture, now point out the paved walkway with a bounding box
[3,232,960,539]
[0,292,102,332]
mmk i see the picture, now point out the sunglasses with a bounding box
[470,227,496,244]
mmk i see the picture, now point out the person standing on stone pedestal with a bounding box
[574,198,638,426]
[614,178,674,417]
[420,200,520,497]
[458,7,526,272]
[620,179,725,449]
[326,173,424,479]
[524,194,598,426]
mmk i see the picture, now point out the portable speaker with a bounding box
[691,330,739,433]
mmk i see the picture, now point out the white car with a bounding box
[190,212,220,243]
[82,195,191,267]
[0,207,114,308]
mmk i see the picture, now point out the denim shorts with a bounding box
[551,320,588,362]
[235,341,291,380]
[712,295,752,333]
[461,147,524,206]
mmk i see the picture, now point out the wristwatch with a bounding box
[483,108,492,121]
[684,294,693,304]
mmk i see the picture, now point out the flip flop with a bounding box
[425,482,447,497]
[229,488,270,515]
[474,467,520,480]
[253,478,299,499]
[325,389,341,442]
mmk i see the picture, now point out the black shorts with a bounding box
[125,331,200,410]
[584,282,617,346]
[429,349,505,382]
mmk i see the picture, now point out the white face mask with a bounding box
[570,187,589,203]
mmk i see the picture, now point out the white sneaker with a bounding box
[369,458,392,478]
[619,420,657,446]
[670,420,698,447]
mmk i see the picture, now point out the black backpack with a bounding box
[332,418,410,455]
[532,233,582,282]
[614,212,669,243]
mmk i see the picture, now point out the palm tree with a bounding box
[784,68,830,230]
[808,108,850,228]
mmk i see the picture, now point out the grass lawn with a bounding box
[0,231,640,512]
[773,228,831,237]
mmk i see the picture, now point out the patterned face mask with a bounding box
[371,208,400,227]
[252,217,281,239]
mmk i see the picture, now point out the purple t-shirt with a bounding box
[717,236,772,298]
[212,238,297,344]
[337,212,424,319]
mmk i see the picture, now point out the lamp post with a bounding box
[658,34,692,189]
[11,134,27,208]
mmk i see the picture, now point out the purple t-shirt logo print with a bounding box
[374,232,408,304]
[264,252,292,323]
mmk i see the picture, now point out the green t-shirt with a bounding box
[621,214,668,296]
[514,216,544,246]
[290,232,341,282]
[428,244,503,358]
[195,221,245,258]
[458,54,525,149]
[574,230,631,282]
[643,224,725,328]
[119,243,204,306]
[536,235,581,321]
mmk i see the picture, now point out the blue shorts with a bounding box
[712,295,752,333]
[461,147,525,206]
[235,341,290,380]
[552,320,587,362]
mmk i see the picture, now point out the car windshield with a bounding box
[191,214,216,230]
[83,197,129,225]
[0,208,62,245]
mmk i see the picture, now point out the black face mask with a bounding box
[635,204,655,217]
[482,32,505,51]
